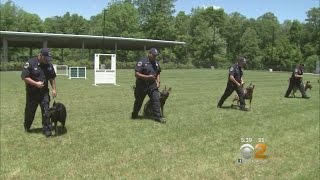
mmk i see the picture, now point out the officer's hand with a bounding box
[156,81,160,88]
[52,89,57,98]
[146,75,156,81]
[35,81,44,88]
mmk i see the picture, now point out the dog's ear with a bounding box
[252,85,255,89]
[168,87,172,92]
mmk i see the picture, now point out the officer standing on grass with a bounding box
[21,48,57,137]
[217,56,249,111]
[284,63,309,98]
[131,48,165,123]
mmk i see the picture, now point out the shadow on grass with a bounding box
[28,126,68,136]
[28,127,43,134]
[131,115,165,123]
[219,105,251,111]
[286,96,311,99]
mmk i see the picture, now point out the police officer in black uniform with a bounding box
[21,48,57,136]
[131,48,165,123]
[217,57,249,111]
[284,63,309,98]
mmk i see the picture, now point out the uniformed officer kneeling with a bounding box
[131,48,165,123]
[217,56,249,111]
[21,48,57,137]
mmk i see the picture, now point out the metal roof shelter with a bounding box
[0,31,185,62]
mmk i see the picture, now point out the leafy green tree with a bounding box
[43,12,88,34]
[305,54,319,72]
[104,1,142,37]
[288,20,302,46]
[222,12,247,61]
[240,27,260,69]
[134,0,176,40]
[303,7,320,55]
[172,11,190,64]
[1,0,16,30]
[16,12,43,32]
[189,8,226,68]
[255,12,280,49]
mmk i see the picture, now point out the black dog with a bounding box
[143,86,172,118]
[48,101,67,135]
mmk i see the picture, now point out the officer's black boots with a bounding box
[240,107,249,111]
[24,123,31,132]
[131,112,138,119]
[43,130,52,137]
[42,126,52,137]
[24,127,31,133]
[154,117,166,123]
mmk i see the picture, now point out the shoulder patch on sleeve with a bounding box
[24,62,30,68]
[295,69,298,73]
[229,67,234,71]
[137,62,142,66]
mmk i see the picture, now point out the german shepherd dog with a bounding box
[291,81,312,97]
[48,101,67,135]
[232,83,255,109]
[143,86,172,118]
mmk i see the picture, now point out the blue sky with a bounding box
[3,0,319,23]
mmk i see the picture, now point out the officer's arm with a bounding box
[135,72,155,80]
[49,78,57,97]
[49,79,56,91]
[229,75,241,87]
[294,73,303,79]
[156,74,160,88]
[23,77,44,88]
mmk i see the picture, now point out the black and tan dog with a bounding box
[143,86,172,118]
[232,83,255,109]
[48,101,67,135]
[291,80,312,97]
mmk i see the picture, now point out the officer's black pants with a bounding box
[133,85,161,119]
[285,79,307,97]
[218,82,246,108]
[24,91,51,131]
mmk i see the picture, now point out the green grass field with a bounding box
[1,69,319,179]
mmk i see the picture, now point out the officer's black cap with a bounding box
[300,63,305,66]
[40,48,52,61]
[149,48,159,56]
[237,57,247,64]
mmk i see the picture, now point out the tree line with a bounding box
[1,0,319,71]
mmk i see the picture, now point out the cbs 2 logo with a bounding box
[240,143,267,159]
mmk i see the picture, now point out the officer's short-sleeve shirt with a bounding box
[135,57,161,76]
[21,57,56,92]
[228,63,243,83]
[291,67,303,80]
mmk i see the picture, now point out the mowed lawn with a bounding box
[0,69,319,179]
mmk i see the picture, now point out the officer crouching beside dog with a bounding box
[217,56,249,111]
[131,48,165,123]
[284,63,309,99]
[21,48,57,137]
